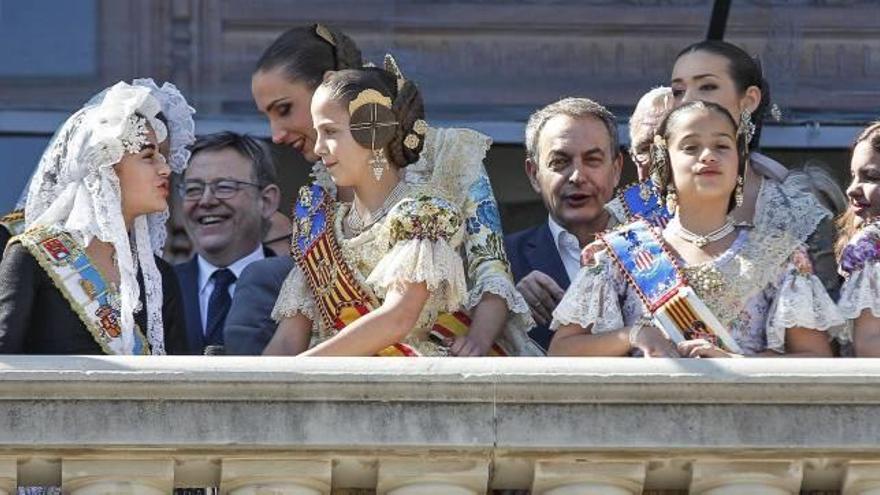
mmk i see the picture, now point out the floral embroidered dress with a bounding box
[551,224,844,355]
[310,126,540,355]
[837,221,880,343]
[273,183,536,356]
[605,153,835,293]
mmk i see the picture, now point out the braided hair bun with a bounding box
[321,66,426,169]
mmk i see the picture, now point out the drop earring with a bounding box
[370,149,388,181]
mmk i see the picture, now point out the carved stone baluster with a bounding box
[377,459,489,495]
[843,461,880,495]
[689,460,802,495]
[531,460,647,495]
[0,458,14,495]
[221,459,331,495]
[62,459,173,495]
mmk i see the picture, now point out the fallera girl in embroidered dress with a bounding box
[669,40,839,298]
[549,101,842,358]
[264,67,534,356]
[0,82,188,355]
[836,122,880,356]
[251,24,536,356]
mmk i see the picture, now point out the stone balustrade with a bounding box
[2,356,880,494]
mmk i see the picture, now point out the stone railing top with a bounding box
[1,356,880,404]
[3,357,880,453]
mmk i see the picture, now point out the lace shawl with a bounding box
[753,168,830,244]
[24,82,170,355]
[552,227,844,355]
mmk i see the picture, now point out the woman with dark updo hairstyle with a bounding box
[262,66,536,356]
[669,40,839,297]
[235,25,538,356]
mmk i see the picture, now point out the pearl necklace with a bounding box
[344,180,409,234]
[669,216,735,248]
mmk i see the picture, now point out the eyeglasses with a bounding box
[178,179,262,201]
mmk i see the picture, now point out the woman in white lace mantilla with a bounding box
[0,82,190,355]
[549,101,842,358]
[252,24,535,356]
[0,79,196,263]
[836,122,880,356]
[264,66,535,356]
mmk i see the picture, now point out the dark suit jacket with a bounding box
[504,222,570,352]
[175,247,274,355]
[224,256,295,355]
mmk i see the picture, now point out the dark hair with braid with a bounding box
[650,100,746,213]
[255,24,363,90]
[675,40,771,151]
[320,67,426,169]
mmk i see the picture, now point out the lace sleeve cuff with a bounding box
[839,260,880,319]
[550,253,624,333]
[367,238,467,313]
[836,260,880,343]
[271,265,316,323]
[766,259,846,352]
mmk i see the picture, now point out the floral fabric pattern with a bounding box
[388,195,462,244]
[553,224,844,355]
[837,222,880,343]
[839,222,880,277]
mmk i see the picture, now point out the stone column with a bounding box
[221,459,331,495]
[377,459,489,495]
[689,460,802,495]
[843,461,880,495]
[62,459,173,495]
[531,460,646,495]
[0,459,15,495]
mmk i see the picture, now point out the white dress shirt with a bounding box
[547,215,582,282]
[196,244,265,333]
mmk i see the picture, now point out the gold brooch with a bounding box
[413,119,428,135]
[404,133,420,150]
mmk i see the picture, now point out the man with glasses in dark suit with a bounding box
[175,132,281,354]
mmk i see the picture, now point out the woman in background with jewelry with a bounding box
[549,101,841,358]
[836,122,880,356]
[245,24,537,356]
[669,40,839,298]
[0,82,188,355]
[264,66,533,356]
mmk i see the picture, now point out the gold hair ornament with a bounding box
[348,89,392,115]
[315,24,336,46]
[348,89,397,181]
[384,53,406,92]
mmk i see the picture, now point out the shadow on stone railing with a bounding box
[2,356,880,494]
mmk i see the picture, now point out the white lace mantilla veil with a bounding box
[132,79,196,255]
[24,82,171,355]
[18,78,196,257]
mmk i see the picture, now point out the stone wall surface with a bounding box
[0,0,877,121]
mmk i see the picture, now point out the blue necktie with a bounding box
[205,268,236,347]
